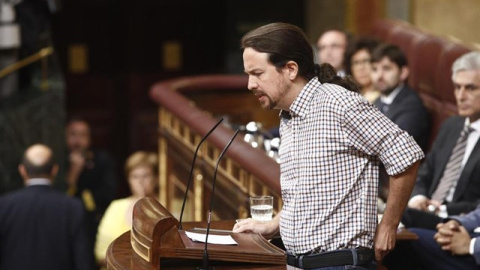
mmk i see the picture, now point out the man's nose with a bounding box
[456,88,467,100]
[247,77,258,91]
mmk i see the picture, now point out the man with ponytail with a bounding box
[233,22,424,269]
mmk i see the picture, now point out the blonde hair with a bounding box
[124,151,158,177]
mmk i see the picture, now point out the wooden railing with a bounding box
[0,46,53,91]
[149,75,281,222]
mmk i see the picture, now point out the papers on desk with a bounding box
[185,231,238,245]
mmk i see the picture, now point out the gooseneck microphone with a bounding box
[198,129,240,270]
[178,118,224,230]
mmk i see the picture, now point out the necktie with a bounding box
[378,101,389,113]
[431,125,473,202]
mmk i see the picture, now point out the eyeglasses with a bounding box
[352,59,372,67]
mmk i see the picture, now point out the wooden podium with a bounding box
[106,197,287,270]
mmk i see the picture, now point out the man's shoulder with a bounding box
[0,186,82,210]
[441,115,465,129]
[92,149,114,161]
[397,86,426,106]
[318,83,363,104]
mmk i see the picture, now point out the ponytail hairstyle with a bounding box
[315,63,360,92]
[242,22,359,93]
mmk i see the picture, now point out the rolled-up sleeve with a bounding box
[343,98,425,175]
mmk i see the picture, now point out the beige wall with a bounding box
[305,0,346,43]
[305,0,479,47]
[412,0,480,46]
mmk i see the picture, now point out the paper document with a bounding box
[185,231,238,245]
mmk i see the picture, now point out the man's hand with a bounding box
[67,151,86,186]
[408,197,442,213]
[408,196,430,211]
[435,220,470,255]
[374,221,397,262]
[232,214,280,240]
[377,160,420,262]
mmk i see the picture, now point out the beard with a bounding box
[255,76,289,110]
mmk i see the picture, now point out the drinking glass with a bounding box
[250,196,273,221]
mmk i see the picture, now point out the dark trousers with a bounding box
[383,228,478,270]
[401,208,442,230]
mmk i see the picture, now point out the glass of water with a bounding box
[250,196,273,221]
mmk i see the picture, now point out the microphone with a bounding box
[178,118,224,230]
[198,128,240,270]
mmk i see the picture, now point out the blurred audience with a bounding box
[0,144,94,270]
[371,43,430,151]
[95,151,158,269]
[316,29,349,77]
[344,36,381,103]
[65,117,117,264]
[402,51,480,230]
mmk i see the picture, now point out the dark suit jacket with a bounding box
[0,184,94,270]
[374,85,430,151]
[412,116,480,215]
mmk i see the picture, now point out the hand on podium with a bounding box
[233,213,281,240]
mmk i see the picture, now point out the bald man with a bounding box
[317,29,348,77]
[0,144,94,270]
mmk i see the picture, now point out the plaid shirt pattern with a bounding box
[279,78,424,255]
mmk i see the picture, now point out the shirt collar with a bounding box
[380,84,403,105]
[466,117,480,132]
[284,78,321,119]
[26,178,51,186]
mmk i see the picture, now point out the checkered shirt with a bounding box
[278,78,424,255]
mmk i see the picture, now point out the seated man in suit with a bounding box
[0,144,94,270]
[402,51,480,230]
[371,43,430,151]
[384,203,480,269]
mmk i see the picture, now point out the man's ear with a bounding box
[51,164,59,179]
[400,66,409,81]
[285,61,299,80]
[18,165,28,183]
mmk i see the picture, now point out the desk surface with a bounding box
[107,220,417,270]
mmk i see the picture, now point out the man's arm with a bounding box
[375,160,420,262]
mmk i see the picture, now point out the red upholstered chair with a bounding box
[409,37,447,99]
[369,19,409,42]
[436,43,471,105]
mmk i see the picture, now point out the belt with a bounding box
[287,248,374,269]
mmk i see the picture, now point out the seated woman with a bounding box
[94,151,158,269]
[344,36,381,103]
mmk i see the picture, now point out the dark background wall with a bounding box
[51,0,305,197]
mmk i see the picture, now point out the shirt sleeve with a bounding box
[343,97,425,175]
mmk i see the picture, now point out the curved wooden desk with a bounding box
[106,198,286,270]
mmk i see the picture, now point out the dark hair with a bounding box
[318,28,352,47]
[241,22,359,92]
[371,43,408,68]
[66,115,90,127]
[22,153,54,178]
[344,36,380,75]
